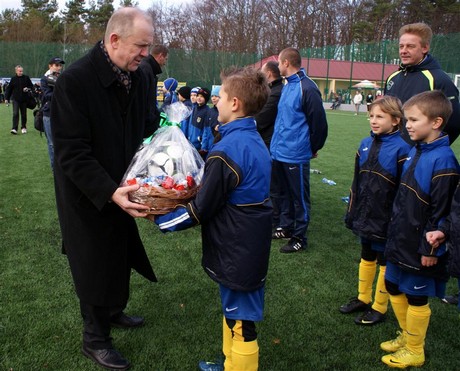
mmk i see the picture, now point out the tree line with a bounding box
[1,0,459,56]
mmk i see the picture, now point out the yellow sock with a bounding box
[231,339,259,371]
[372,265,389,314]
[389,293,409,332]
[405,304,431,355]
[223,317,233,370]
[357,259,377,304]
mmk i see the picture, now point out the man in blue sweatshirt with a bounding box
[271,47,328,253]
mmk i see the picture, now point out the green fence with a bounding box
[1,33,459,88]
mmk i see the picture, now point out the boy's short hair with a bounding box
[370,95,404,130]
[399,23,432,47]
[279,47,301,69]
[403,90,453,129]
[220,67,269,116]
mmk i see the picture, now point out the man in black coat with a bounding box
[51,7,156,370]
[139,44,169,131]
[5,65,33,134]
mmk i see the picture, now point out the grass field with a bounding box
[1,103,460,370]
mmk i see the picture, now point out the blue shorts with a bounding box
[385,261,446,298]
[219,284,265,322]
[361,237,386,252]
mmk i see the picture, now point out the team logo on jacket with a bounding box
[197,117,201,123]
[387,81,394,91]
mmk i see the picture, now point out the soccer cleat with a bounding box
[10,129,17,135]
[272,228,292,239]
[198,360,223,371]
[279,236,306,253]
[380,331,407,353]
[441,293,459,305]
[381,347,424,368]
[21,128,27,134]
[339,297,370,314]
[354,308,386,326]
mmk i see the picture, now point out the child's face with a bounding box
[196,94,206,106]
[369,106,399,135]
[404,105,441,143]
[211,95,220,106]
[216,86,232,124]
[190,93,197,103]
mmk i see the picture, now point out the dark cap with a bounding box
[49,57,65,65]
[177,86,191,100]
[197,88,210,103]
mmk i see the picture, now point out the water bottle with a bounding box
[310,169,322,174]
[322,178,336,186]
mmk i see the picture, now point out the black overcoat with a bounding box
[51,43,157,307]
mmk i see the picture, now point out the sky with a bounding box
[0,0,189,13]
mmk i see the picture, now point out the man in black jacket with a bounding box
[139,44,169,131]
[5,65,33,134]
[384,22,460,144]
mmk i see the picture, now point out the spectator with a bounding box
[190,86,200,104]
[384,22,460,144]
[160,77,178,109]
[5,65,33,134]
[271,47,328,253]
[40,56,65,170]
[50,7,156,370]
[177,86,193,109]
[139,44,169,131]
[353,90,363,116]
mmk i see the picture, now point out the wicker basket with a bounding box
[129,185,199,215]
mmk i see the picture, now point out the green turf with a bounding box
[1,104,459,370]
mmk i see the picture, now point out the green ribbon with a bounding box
[143,112,181,144]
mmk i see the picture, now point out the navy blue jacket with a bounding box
[385,54,460,144]
[385,135,459,279]
[156,117,272,291]
[270,69,328,163]
[345,130,412,241]
[181,103,211,150]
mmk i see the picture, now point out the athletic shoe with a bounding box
[441,293,459,305]
[339,297,370,314]
[198,360,223,371]
[381,347,424,368]
[279,236,306,253]
[354,308,386,325]
[380,331,407,353]
[10,129,17,135]
[272,228,292,239]
[21,128,27,134]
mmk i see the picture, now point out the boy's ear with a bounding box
[432,117,443,130]
[232,97,240,112]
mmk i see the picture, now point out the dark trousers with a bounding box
[271,160,311,240]
[80,302,124,350]
[12,100,28,130]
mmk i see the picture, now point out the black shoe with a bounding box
[110,313,144,329]
[272,227,292,240]
[441,293,459,305]
[279,237,306,253]
[82,346,131,370]
[339,297,370,314]
[354,308,386,325]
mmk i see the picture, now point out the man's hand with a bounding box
[421,256,438,267]
[426,230,446,249]
[111,184,150,218]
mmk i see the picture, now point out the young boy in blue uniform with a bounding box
[381,91,460,368]
[153,67,271,371]
[340,96,412,326]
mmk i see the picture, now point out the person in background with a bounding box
[5,65,33,135]
[366,92,374,115]
[153,66,271,371]
[271,47,328,253]
[139,44,169,131]
[160,77,178,109]
[208,85,221,137]
[177,85,192,109]
[40,56,65,170]
[190,86,200,105]
[339,96,412,327]
[353,90,363,116]
[380,91,459,368]
[384,22,460,144]
[50,7,157,370]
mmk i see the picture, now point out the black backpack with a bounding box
[34,108,44,133]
